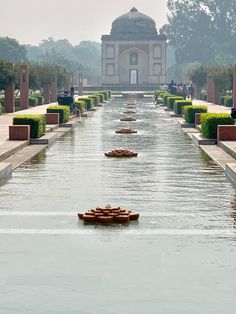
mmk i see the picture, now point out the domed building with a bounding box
[101,7,167,87]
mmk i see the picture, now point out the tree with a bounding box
[0,59,17,90]
[0,37,28,63]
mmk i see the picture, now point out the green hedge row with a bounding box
[32,94,44,106]
[89,95,99,106]
[75,100,86,113]
[13,114,46,138]
[29,96,38,107]
[201,113,234,139]
[174,100,192,115]
[47,105,70,123]
[163,94,174,106]
[184,106,208,123]
[96,93,104,103]
[77,97,94,110]
[167,96,183,110]
[99,91,108,101]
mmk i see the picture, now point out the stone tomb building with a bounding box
[101,7,167,87]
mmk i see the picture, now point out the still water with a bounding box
[0,99,236,314]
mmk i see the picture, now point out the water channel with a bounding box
[0,99,236,313]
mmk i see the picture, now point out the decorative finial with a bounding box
[130,7,138,12]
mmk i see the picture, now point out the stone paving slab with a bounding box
[4,144,47,170]
[218,141,236,159]
[200,145,236,169]
[0,140,29,162]
[30,133,59,145]
[192,133,217,146]
[0,162,12,179]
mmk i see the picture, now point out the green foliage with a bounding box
[167,96,183,110]
[174,100,193,115]
[184,105,208,123]
[163,94,173,106]
[74,100,86,113]
[187,64,208,87]
[0,104,2,115]
[47,105,70,123]
[162,0,236,66]
[89,95,99,105]
[210,64,233,92]
[78,97,94,110]
[201,113,234,139]
[99,91,108,101]
[96,93,104,102]
[224,96,233,107]
[107,90,111,98]
[32,94,44,105]
[0,59,17,90]
[201,92,207,101]
[29,96,38,107]
[13,115,46,138]
[0,37,28,63]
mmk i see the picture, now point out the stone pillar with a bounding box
[43,84,51,104]
[78,73,83,96]
[193,83,201,99]
[207,72,219,104]
[20,64,29,110]
[50,72,57,103]
[233,65,236,108]
[4,84,15,113]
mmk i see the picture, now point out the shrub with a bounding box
[107,90,111,98]
[167,96,183,110]
[96,93,104,103]
[75,100,86,113]
[29,96,38,107]
[174,100,192,115]
[163,94,173,106]
[47,105,70,123]
[224,96,233,107]
[0,104,2,115]
[78,97,94,110]
[13,114,46,138]
[33,94,44,105]
[201,113,234,139]
[89,95,99,106]
[184,105,208,123]
[99,91,108,101]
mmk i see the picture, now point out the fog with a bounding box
[0,0,168,45]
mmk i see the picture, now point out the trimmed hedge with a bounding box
[13,114,46,138]
[89,95,99,106]
[107,90,111,99]
[33,94,44,105]
[174,100,192,115]
[96,93,104,103]
[167,96,183,110]
[163,94,173,106]
[47,105,70,123]
[201,113,234,139]
[29,96,38,107]
[78,97,94,110]
[99,91,108,101]
[184,106,208,123]
[75,100,86,113]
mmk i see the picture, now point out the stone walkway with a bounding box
[0,103,56,144]
[193,99,231,114]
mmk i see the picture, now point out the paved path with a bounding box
[193,99,231,114]
[0,103,56,144]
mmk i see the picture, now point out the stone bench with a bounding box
[9,125,30,141]
[218,125,236,141]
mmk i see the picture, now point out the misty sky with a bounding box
[0,0,168,46]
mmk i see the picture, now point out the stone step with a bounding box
[218,141,236,159]
[200,145,236,169]
[0,140,29,162]
[0,162,12,180]
[192,133,217,146]
[30,133,58,145]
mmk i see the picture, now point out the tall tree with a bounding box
[0,37,28,63]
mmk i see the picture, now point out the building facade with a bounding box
[101,7,167,86]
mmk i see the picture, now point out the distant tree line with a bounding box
[0,36,101,85]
